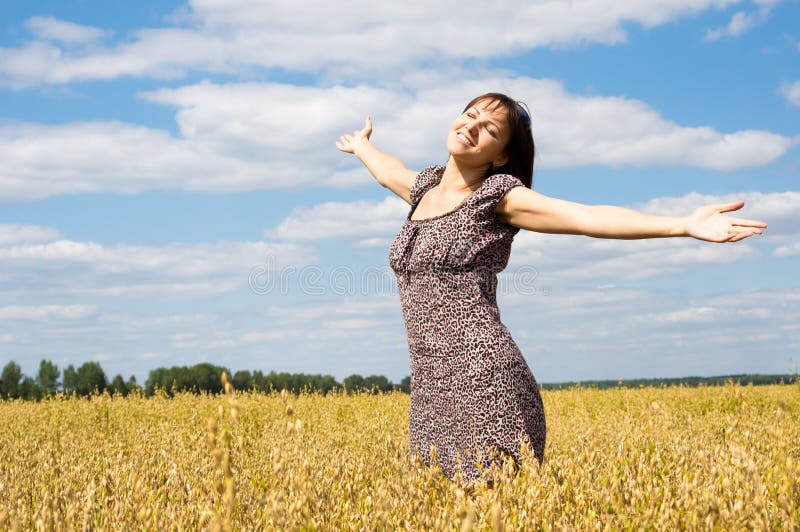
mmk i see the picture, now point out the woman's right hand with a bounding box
[336,117,372,154]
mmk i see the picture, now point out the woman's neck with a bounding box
[441,157,489,192]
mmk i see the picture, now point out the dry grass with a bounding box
[0,378,798,530]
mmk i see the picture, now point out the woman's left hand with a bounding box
[684,201,767,242]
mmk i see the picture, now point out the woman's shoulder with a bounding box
[482,172,526,195]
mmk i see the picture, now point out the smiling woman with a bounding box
[335,92,768,485]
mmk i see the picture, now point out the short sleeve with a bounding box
[475,173,526,214]
[409,165,444,206]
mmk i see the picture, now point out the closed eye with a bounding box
[466,109,500,138]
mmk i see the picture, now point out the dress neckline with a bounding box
[407,166,489,223]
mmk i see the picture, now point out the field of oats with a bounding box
[1,376,798,530]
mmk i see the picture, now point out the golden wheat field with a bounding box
[0,377,798,531]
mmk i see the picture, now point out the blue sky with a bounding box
[0,0,798,385]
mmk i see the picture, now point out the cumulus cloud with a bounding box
[0,304,97,320]
[705,10,763,40]
[506,189,798,283]
[0,224,61,245]
[508,232,760,284]
[773,241,800,257]
[24,16,110,44]
[704,0,783,41]
[0,0,741,88]
[263,187,797,284]
[499,283,800,379]
[266,196,409,241]
[779,81,800,107]
[0,77,793,202]
[0,228,317,298]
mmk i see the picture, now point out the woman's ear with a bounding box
[492,153,508,168]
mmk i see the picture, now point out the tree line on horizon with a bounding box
[0,358,796,401]
[0,359,411,400]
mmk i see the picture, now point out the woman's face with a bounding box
[446,98,510,169]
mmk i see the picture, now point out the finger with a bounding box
[727,225,763,236]
[728,217,768,228]
[727,230,756,242]
[716,200,745,213]
[730,233,752,242]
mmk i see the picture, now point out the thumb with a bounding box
[717,200,745,213]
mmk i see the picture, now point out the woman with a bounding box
[336,92,767,484]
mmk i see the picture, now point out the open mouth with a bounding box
[456,132,474,146]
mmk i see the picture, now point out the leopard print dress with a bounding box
[389,164,546,483]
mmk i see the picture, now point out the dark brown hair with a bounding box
[461,92,535,189]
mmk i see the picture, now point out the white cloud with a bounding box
[0,224,61,245]
[24,16,110,45]
[455,77,794,170]
[92,352,115,362]
[505,189,799,283]
[630,190,800,221]
[704,1,782,41]
[0,0,742,88]
[705,10,761,40]
[265,188,795,282]
[629,190,800,247]
[641,304,773,323]
[779,81,800,107]
[773,241,800,257]
[2,77,791,203]
[509,232,760,283]
[138,351,167,360]
[266,196,409,241]
[0,304,97,320]
[0,230,317,298]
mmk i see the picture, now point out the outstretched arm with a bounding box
[496,187,767,242]
[336,117,418,204]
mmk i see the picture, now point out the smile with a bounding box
[456,132,474,146]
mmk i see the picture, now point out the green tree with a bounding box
[343,374,365,393]
[19,377,42,401]
[63,364,78,394]
[145,363,229,396]
[399,376,411,394]
[1,361,22,399]
[75,362,107,396]
[36,359,60,394]
[110,374,129,396]
[232,370,253,390]
[126,375,139,394]
[363,375,391,393]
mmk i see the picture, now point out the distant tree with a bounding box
[232,370,253,390]
[314,375,339,394]
[145,363,229,396]
[188,363,227,394]
[63,364,78,394]
[343,374,365,393]
[145,367,168,395]
[126,375,139,393]
[399,376,411,394]
[110,374,129,396]
[19,377,42,401]
[363,375,392,393]
[36,359,60,395]
[0,361,22,399]
[75,362,107,396]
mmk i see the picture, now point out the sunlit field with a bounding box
[1,377,798,530]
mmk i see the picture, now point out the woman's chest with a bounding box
[389,215,504,273]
